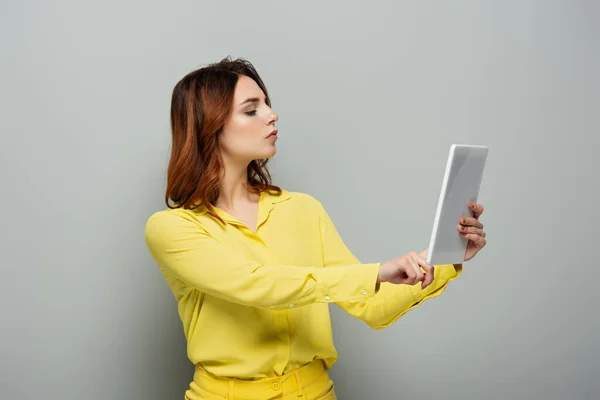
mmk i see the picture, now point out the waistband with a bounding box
[192,360,328,399]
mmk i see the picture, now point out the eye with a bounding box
[244,110,257,116]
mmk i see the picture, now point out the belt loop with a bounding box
[293,370,304,398]
[227,379,235,400]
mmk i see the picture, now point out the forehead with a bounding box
[233,75,264,102]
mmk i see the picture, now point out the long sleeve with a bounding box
[317,201,462,330]
[144,210,381,310]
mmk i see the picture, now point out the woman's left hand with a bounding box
[458,202,487,261]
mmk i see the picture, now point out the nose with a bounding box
[268,109,278,125]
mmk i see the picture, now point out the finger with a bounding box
[460,216,483,229]
[407,254,424,284]
[408,257,424,284]
[412,253,434,289]
[469,203,484,219]
[409,252,427,283]
[418,248,429,260]
[461,233,487,247]
[401,260,418,285]
[457,225,485,236]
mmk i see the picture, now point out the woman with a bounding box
[144,57,487,400]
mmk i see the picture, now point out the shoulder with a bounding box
[145,208,204,245]
[276,189,325,212]
[146,207,199,229]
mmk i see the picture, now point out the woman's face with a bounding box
[219,75,279,164]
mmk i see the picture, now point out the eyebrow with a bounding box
[239,97,261,106]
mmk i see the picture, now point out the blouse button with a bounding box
[324,296,330,301]
[289,304,295,308]
[272,382,280,390]
[362,290,368,295]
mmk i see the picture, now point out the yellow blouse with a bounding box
[144,189,462,379]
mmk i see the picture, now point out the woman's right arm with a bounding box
[144,211,385,310]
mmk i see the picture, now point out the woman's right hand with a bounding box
[377,250,434,289]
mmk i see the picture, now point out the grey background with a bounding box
[1,0,598,399]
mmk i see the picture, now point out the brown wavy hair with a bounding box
[165,57,281,221]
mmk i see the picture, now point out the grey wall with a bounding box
[1,0,598,399]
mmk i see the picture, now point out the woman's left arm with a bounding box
[317,201,470,330]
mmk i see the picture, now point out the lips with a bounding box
[267,128,278,138]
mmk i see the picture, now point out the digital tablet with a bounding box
[426,144,489,265]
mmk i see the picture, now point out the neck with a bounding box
[216,156,254,210]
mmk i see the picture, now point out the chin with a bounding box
[259,145,277,159]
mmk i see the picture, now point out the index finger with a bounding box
[412,253,435,289]
[469,202,484,219]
